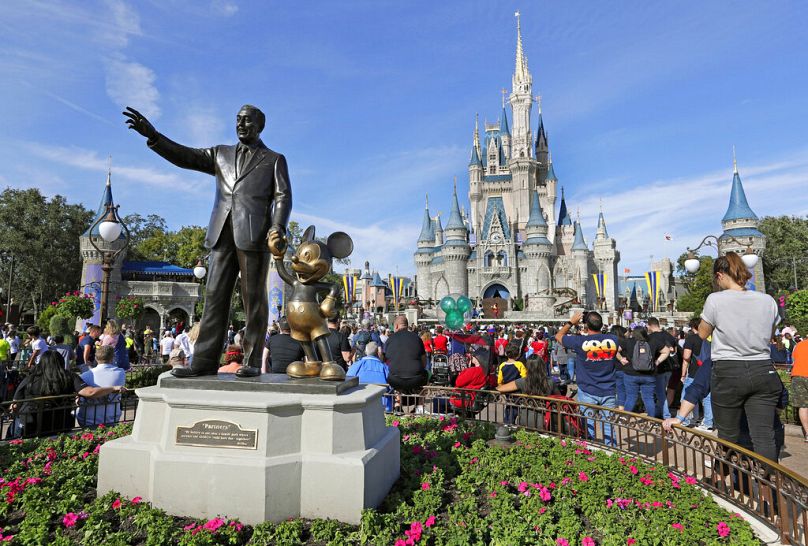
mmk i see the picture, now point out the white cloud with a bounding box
[182,107,227,147]
[99,0,143,48]
[21,142,205,194]
[572,152,808,273]
[210,0,239,17]
[104,55,161,120]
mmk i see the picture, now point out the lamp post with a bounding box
[87,203,130,325]
[683,234,758,274]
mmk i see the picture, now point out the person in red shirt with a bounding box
[433,326,449,354]
[529,330,548,363]
[450,347,495,410]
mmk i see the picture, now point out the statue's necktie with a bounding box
[237,146,249,177]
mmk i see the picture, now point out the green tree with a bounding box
[0,188,92,319]
[786,290,808,335]
[759,215,808,294]
[172,226,207,268]
[675,253,715,316]
[122,213,169,261]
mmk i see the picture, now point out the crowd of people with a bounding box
[1,251,806,463]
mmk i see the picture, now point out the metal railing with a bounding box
[393,386,808,545]
[1,383,806,544]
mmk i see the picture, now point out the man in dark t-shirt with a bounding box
[647,317,677,419]
[383,316,427,393]
[76,326,101,370]
[555,311,618,445]
[266,319,305,374]
[325,318,351,370]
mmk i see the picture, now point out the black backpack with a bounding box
[631,340,654,372]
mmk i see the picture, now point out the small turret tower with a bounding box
[443,181,471,296]
[414,195,435,300]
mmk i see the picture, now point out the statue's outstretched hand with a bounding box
[123,107,157,140]
[268,228,288,258]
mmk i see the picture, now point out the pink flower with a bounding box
[556,539,569,546]
[627,539,637,545]
[560,439,567,447]
[629,465,638,475]
[500,480,509,486]
[453,441,461,448]
[421,482,430,491]
[62,512,79,528]
[685,476,697,485]
[518,481,529,493]
[203,517,225,532]
[111,498,122,510]
[183,523,197,531]
[640,475,654,486]
[469,457,478,464]
[578,472,589,482]
[606,499,613,508]
[717,521,730,538]
[131,496,142,504]
[394,540,406,546]
[424,515,436,527]
[582,538,595,546]
[539,488,552,502]
[672,523,683,531]
[392,420,400,427]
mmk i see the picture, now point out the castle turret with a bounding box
[443,182,471,296]
[718,149,766,292]
[414,195,435,300]
[572,221,589,303]
[434,214,444,246]
[500,100,511,160]
[79,169,128,327]
[469,114,484,228]
[593,208,620,311]
[523,190,553,294]
[509,11,533,159]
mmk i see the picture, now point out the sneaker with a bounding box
[695,424,713,432]
[804,434,808,443]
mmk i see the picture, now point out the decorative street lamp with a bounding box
[683,234,758,274]
[193,258,207,280]
[88,197,130,326]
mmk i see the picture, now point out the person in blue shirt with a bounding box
[346,341,392,410]
[555,311,619,446]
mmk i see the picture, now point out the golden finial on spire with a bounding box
[732,145,738,174]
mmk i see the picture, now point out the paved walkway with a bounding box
[779,424,808,479]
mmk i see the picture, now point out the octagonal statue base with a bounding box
[97,372,400,525]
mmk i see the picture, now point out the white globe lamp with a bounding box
[684,256,701,274]
[741,252,758,269]
[193,259,207,280]
[98,220,122,242]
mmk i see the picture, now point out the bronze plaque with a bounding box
[175,419,258,450]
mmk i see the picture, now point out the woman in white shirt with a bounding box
[698,252,782,462]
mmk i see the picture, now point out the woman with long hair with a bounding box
[698,252,782,462]
[101,319,130,371]
[11,351,125,437]
[497,354,556,396]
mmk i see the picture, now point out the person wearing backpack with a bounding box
[352,320,373,359]
[620,327,671,417]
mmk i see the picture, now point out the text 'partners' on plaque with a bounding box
[175,419,258,450]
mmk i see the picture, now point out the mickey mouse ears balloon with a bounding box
[440,294,471,330]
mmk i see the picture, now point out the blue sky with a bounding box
[1,1,807,276]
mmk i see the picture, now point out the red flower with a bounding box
[111,498,122,510]
[421,482,430,491]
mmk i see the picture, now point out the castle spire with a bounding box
[418,195,434,243]
[732,145,738,174]
[513,10,530,84]
[722,150,758,223]
[572,221,588,251]
[446,177,466,231]
[557,186,572,226]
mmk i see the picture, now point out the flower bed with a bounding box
[0,417,760,545]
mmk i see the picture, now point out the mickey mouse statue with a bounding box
[269,225,353,381]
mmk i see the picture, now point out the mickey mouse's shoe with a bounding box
[286,360,322,378]
[319,361,346,382]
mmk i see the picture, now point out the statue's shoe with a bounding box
[287,361,322,378]
[170,367,218,378]
[235,366,261,378]
[319,362,346,382]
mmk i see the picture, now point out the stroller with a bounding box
[430,352,450,386]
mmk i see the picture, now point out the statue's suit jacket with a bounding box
[147,134,292,251]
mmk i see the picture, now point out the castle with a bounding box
[414,15,620,317]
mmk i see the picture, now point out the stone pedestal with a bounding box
[97,373,400,525]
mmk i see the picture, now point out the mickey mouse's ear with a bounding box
[302,225,316,242]
[326,232,353,259]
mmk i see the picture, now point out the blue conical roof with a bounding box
[535,113,545,147]
[545,160,557,182]
[526,191,547,228]
[445,184,466,231]
[501,107,510,136]
[370,272,386,287]
[557,189,572,226]
[434,215,443,232]
[722,170,758,223]
[83,173,123,238]
[597,211,608,237]
[469,145,482,167]
[417,200,434,243]
[572,221,588,251]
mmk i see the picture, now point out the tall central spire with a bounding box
[513,11,530,84]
